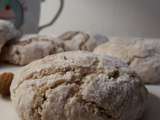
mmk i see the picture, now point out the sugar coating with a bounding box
[94,37,160,84]
[11,51,148,120]
[58,31,108,51]
[1,34,64,65]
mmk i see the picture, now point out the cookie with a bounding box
[11,51,148,120]
[94,37,160,84]
[58,31,108,51]
[0,20,20,53]
[1,34,64,65]
[0,72,14,97]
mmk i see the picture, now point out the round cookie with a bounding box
[58,31,108,51]
[11,51,148,120]
[0,20,20,54]
[1,34,64,65]
[94,37,160,84]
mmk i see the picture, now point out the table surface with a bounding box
[0,64,160,120]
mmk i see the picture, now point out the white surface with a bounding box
[40,0,160,38]
[0,66,160,120]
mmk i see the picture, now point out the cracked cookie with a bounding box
[0,20,20,54]
[58,31,108,51]
[1,34,64,65]
[11,51,148,120]
[94,37,160,84]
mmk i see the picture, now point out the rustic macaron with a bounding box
[0,20,20,54]
[11,51,148,120]
[94,37,160,84]
[1,34,64,65]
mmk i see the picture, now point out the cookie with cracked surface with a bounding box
[11,51,148,120]
[94,37,160,84]
[0,20,20,54]
[58,31,108,51]
[1,34,64,65]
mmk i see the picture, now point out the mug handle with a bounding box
[38,0,64,32]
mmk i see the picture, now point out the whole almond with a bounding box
[0,72,14,97]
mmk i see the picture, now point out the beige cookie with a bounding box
[58,31,108,51]
[0,20,20,53]
[1,34,64,65]
[94,37,160,84]
[11,51,148,120]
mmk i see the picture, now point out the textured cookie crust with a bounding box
[58,31,108,51]
[11,51,148,120]
[0,20,20,53]
[1,35,64,65]
[94,37,160,84]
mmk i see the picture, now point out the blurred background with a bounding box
[40,0,160,38]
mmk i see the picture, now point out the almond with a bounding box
[0,72,14,97]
